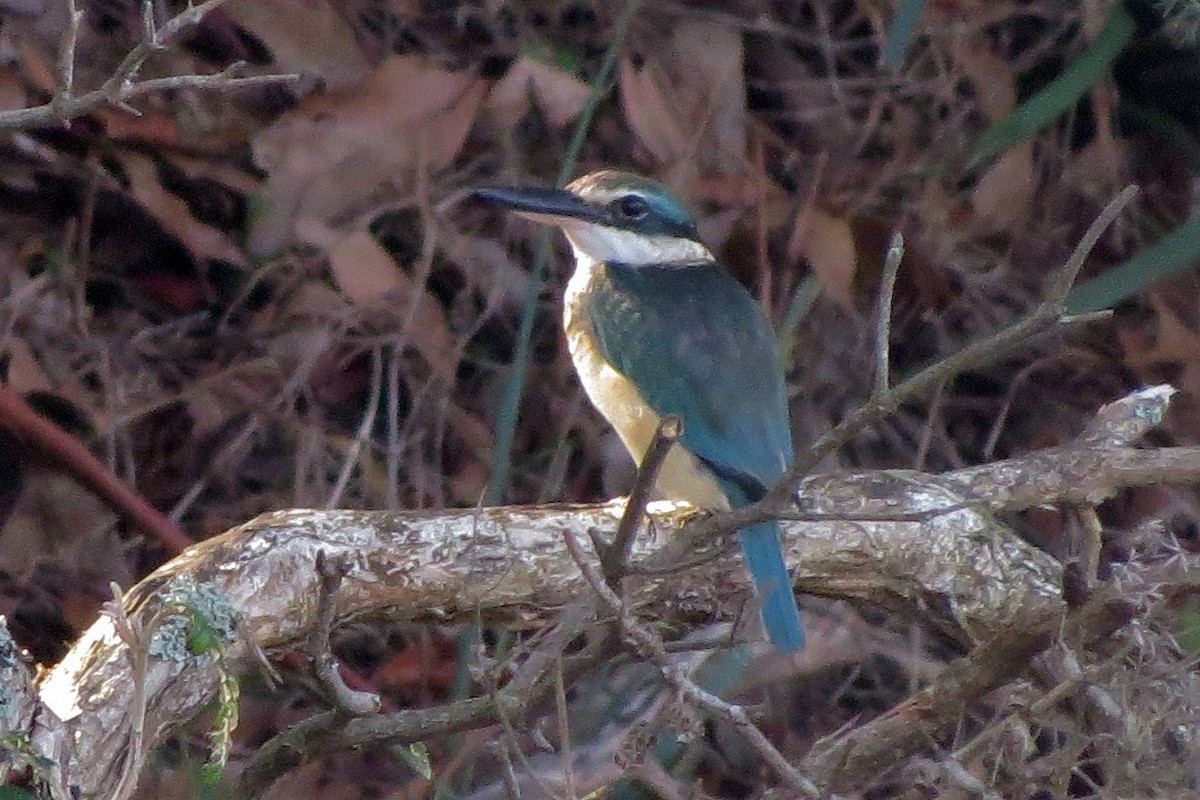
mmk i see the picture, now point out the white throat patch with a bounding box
[558,220,711,266]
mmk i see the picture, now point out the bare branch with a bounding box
[238,591,606,797]
[564,529,821,797]
[804,592,1135,793]
[872,231,904,398]
[600,414,682,586]
[15,384,1200,797]
[59,0,84,99]
[0,0,300,131]
[20,482,1044,797]
[309,552,381,716]
[754,184,1139,522]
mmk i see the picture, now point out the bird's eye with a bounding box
[616,194,650,220]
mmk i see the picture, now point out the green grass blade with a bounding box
[485,0,645,504]
[778,273,822,367]
[1067,212,1200,312]
[881,0,928,68]
[968,3,1135,168]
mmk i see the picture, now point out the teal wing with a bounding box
[587,259,805,652]
[585,260,793,504]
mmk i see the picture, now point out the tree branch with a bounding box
[16,385,1199,797]
[0,0,299,131]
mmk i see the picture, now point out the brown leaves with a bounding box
[121,153,248,269]
[303,223,460,384]
[223,0,372,90]
[1116,292,1200,440]
[797,207,858,310]
[620,20,748,176]
[487,55,591,128]
[249,57,486,254]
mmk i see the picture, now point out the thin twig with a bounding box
[0,382,191,552]
[239,591,606,796]
[702,185,1137,539]
[0,0,299,130]
[1044,186,1139,302]
[563,529,821,798]
[309,552,381,716]
[873,232,905,398]
[553,659,575,800]
[171,343,328,523]
[117,69,300,102]
[60,0,83,101]
[797,184,1136,485]
[103,583,149,800]
[804,593,1135,792]
[386,347,402,510]
[1073,505,1104,585]
[952,645,1124,766]
[630,760,691,800]
[485,0,646,502]
[982,357,1053,460]
[327,347,383,509]
[599,415,682,586]
[489,670,561,800]
[495,738,524,800]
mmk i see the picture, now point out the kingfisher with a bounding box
[475,170,805,653]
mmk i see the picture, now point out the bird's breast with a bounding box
[562,257,728,510]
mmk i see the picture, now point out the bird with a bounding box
[474,170,805,653]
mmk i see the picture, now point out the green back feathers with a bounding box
[582,260,792,503]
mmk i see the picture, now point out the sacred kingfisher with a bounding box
[475,170,805,653]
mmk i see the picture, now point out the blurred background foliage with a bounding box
[1,0,1199,797]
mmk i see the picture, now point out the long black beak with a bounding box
[472,186,602,223]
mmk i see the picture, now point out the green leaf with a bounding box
[881,0,928,68]
[396,741,432,779]
[186,609,221,655]
[522,39,581,75]
[0,788,39,800]
[968,3,1135,168]
[1179,597,1200,655]
[1067,213,1200,312]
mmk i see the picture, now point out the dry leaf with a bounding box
[185,360,283,438]
[16,38,56,95]
[953,31,1016,122]
[295,220,460,382]
[386,280,460,384]
[620,20,747,173]
[487,56,591,128]
[94,107,180,147]
[300,223,407,306]
[1116,292,1200,440]
[267,285,344,370]
[0,66,27,111]
[619,55,689,164]
[274,283,349,326]
[972,142,1034,230]
[1060,131,1126,193]
[440,233,527,301]
[799,207,858,310]
[249,56,486,255]
[223,0,372,90]
[1119,293,1200,372]
[3,337,52,393]
[0,471,131,586]
[446,404,494,504]
[376,638,458,692]
[120,153,248,268]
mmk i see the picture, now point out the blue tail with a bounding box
[737,522,805,653]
